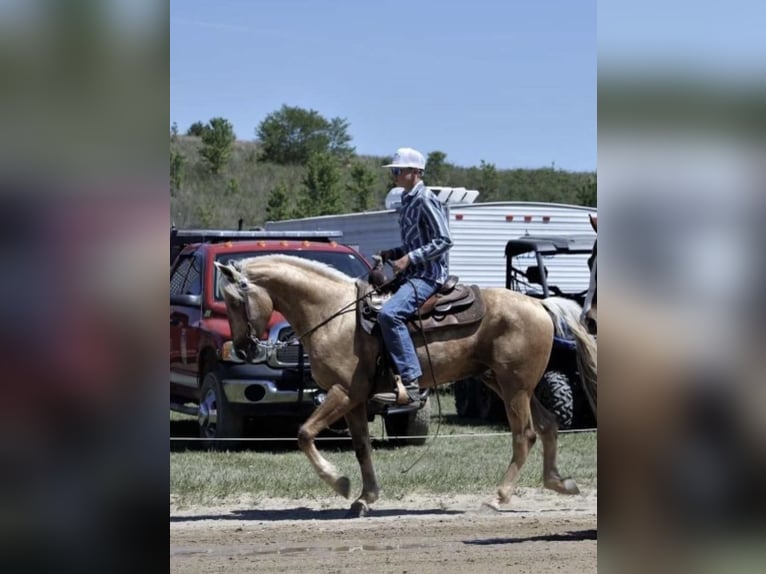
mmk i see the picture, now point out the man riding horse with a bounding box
[371,147,453,408]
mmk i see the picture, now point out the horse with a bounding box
[215,254,596,516]
[582,213,598,335]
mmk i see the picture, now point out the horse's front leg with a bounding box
[297,384,354,499]
[344,402,379,517]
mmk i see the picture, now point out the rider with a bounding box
[371,147,453,407]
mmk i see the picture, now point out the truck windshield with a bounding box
[214,250,370,301]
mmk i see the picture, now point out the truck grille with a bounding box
[273,325,309,366]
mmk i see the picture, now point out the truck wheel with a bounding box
[535,370,574,430]
[453,379,478,418]
[477,381,505,422]
[385,397,431,446]
[198,371,245,442]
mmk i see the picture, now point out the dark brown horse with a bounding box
[215,255,596,516]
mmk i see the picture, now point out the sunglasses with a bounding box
[390,167,404,176]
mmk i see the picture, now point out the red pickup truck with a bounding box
[170,228,430,443]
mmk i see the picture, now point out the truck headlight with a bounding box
[221,340,268,363]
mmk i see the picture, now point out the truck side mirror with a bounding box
[170,294,202,307]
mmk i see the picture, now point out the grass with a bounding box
[170,391,596,506]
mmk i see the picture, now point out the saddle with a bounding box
[356,275,485,336]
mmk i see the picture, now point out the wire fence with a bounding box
[170,427,596,442]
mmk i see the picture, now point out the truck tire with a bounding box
[453,379,478,418]
[198,371,245,443]
[535,370,574,430]
[385,397,431,446]
[477,380,505,422]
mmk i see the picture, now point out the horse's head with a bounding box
[214,260,274,361]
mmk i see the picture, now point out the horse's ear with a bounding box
[214,261,239,283]
[589,213,598,232]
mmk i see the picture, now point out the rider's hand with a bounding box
[378,249,394,263]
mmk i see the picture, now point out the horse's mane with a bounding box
[240,254,355,285]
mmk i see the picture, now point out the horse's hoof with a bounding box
[545,477,580,495]
[481,500,502,512]
[496,490,511,505]
[562,478,580,495]
[346,500,369,518]
[334,477,351,498]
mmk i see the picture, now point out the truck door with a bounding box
[170,253,203,396]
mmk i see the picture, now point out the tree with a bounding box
[425,151,449,184]
[200,117,236,175]
[295,152,342,217]
[256,105,355,165]
[186,121,205,137]
[266,182,292,221]
[346,162,377,212]
[479,160,500,201]
[327,116,354,156]
[225,177,240,196]
[170,122,179,142]
[576,177,597,207]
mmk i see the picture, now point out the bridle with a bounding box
[235,277,264,348]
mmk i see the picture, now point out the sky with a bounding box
[598,0,766,76]
[170,0,596,172]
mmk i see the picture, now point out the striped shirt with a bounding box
[390,181,453,285]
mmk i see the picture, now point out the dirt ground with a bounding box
[170,487,597,573]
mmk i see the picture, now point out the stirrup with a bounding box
[371,375,420,406]
[370,388,420,407]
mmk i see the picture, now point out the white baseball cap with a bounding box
[382,147,426,170]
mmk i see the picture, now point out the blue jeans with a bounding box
[378,277,438,384]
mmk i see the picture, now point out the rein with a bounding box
[397,276,442,473]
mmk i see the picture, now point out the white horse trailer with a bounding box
[264,190,596,291]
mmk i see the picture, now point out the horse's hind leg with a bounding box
[490,387,537,509]
[297,384,354,499]
[531,395,580,495]
[344,403,379,517]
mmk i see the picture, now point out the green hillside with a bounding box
[170,134,596,229]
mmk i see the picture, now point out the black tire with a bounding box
[198,371,245,443]
[477,381,505,422]
[453,379,478,418]
[385,397,431,446]
[535,370,574,430]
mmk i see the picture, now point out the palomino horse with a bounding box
[215,255,596,516]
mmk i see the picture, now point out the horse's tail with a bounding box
[541,296,597,420]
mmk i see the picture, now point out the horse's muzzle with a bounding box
[235,340,258,362]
